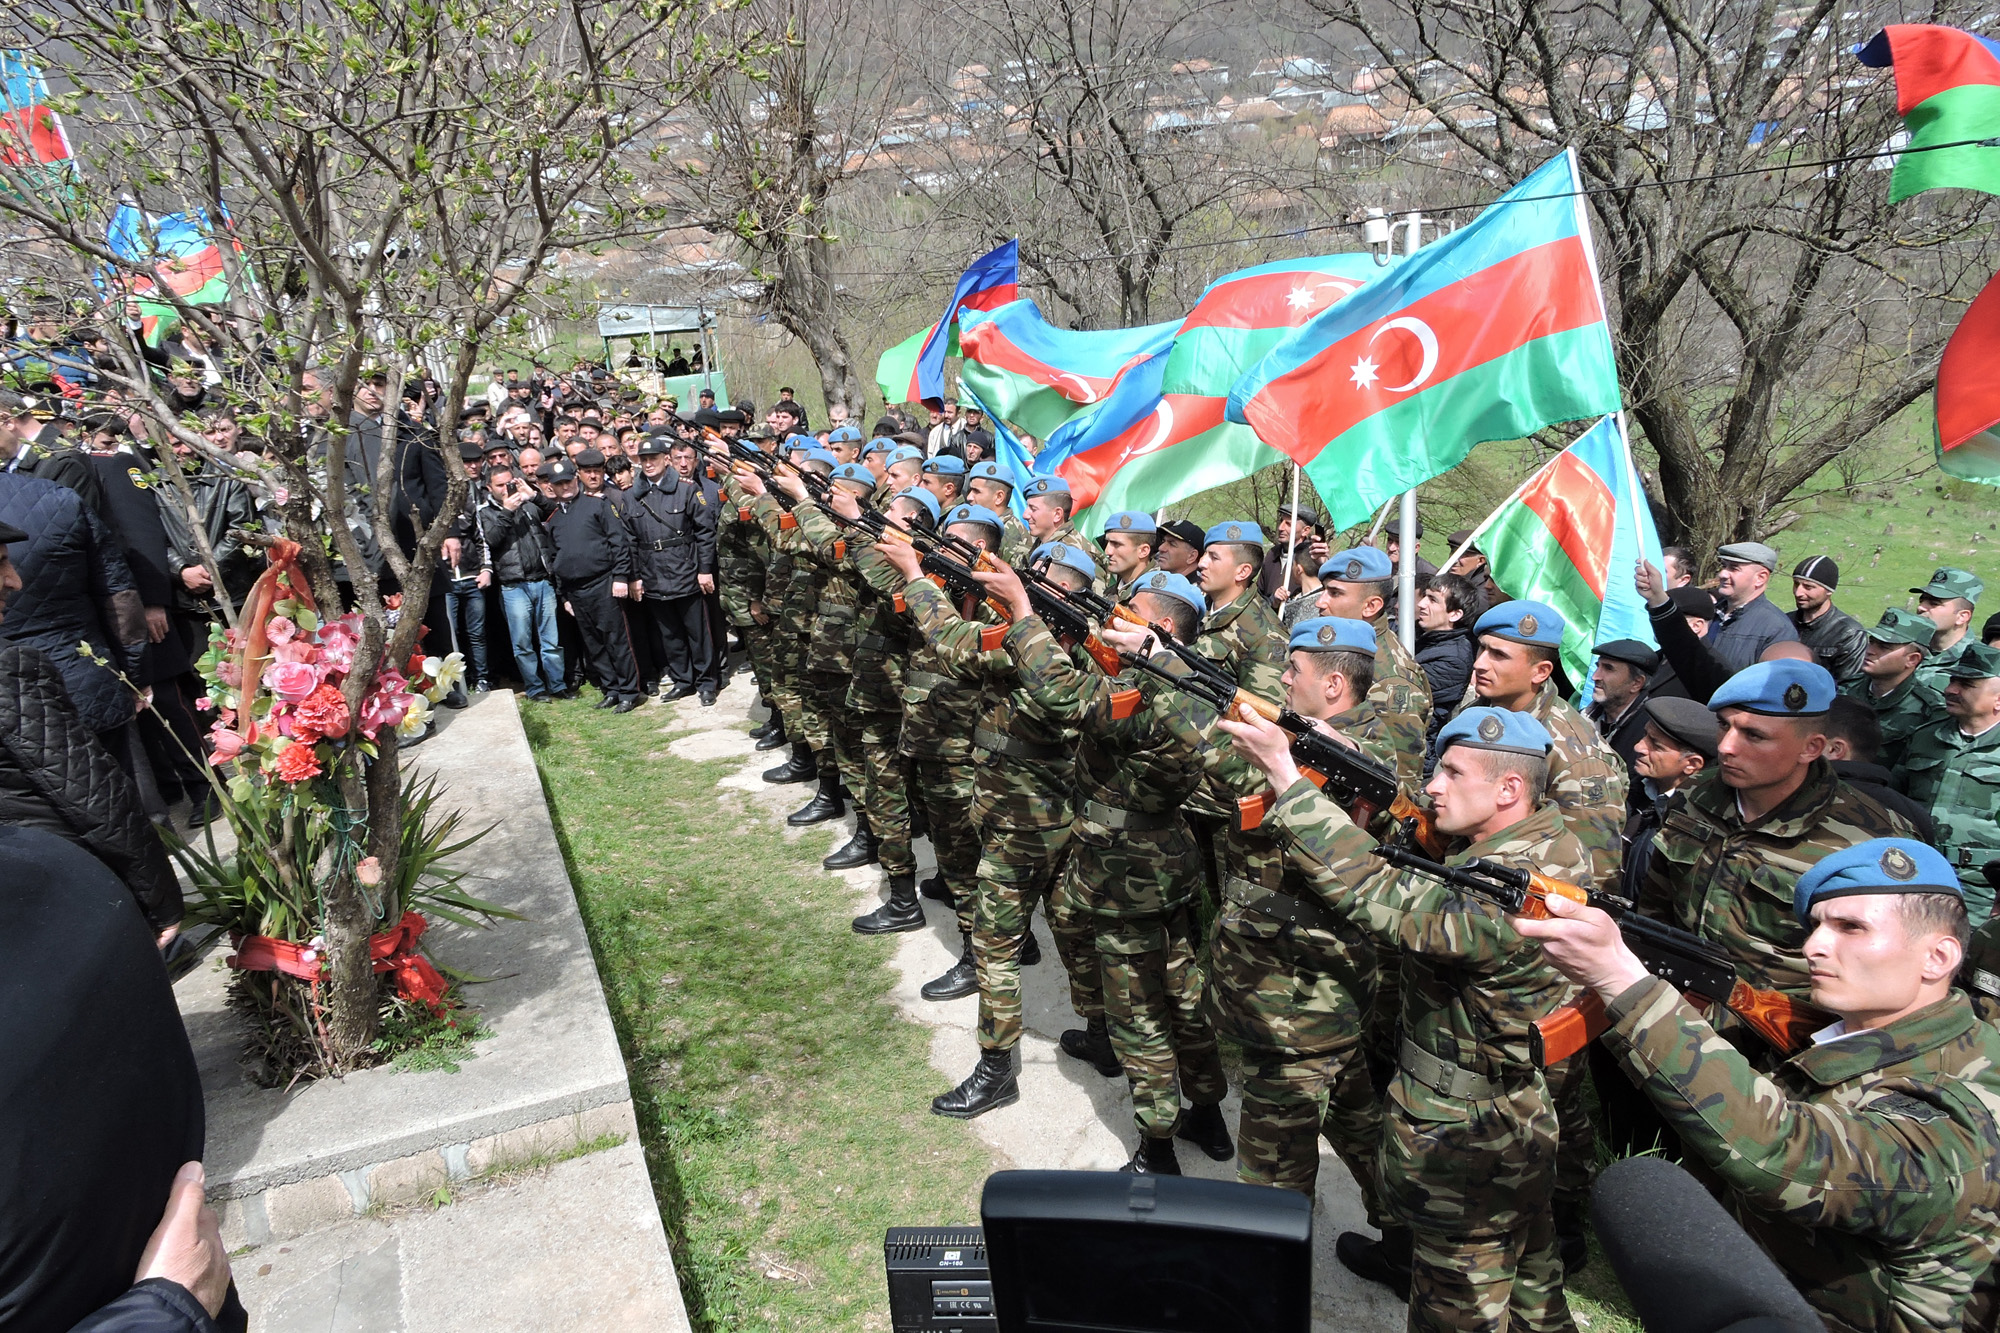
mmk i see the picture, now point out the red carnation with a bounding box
[273,742,323,784]
[295,681,352,740]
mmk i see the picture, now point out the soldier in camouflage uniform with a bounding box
[782,451,868,828]
[1901,641,2000,926]
[1843,608,1946,771]
[1098,511,1160,604]
[733,436,832,787]
[1021,474,1101,568]
[1224,703,1592,1333]
[874,505,1090,1119]
[1912,566,1984,692]
[1522,837,2000,1333]
[988,563,1233,1172]
[963,460,1032,563]
[709,441,785,749]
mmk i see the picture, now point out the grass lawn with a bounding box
[521,701,992,1332]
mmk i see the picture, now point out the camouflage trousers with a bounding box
[908,757,980,935]
[1238,1048,1381,1208]
[768,628,825,752]
[854,713,913,876]
[1410,1208,1571,1333]
[1546,1052,1594,1231]
[973,822,1081,1052]
[806,667,859,780]
[736,617,780,711]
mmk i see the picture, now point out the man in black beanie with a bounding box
[1788,555,1867,687]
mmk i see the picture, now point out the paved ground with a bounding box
[664,666,1404,1333]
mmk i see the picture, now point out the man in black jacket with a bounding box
[478,464,568,700]
[1787,555,1868,688]
[1587,638,1665,802]
[1821,695,1937,842]
[1412,572,1476,749]
[629,438,719,705]
[533,458,641,712]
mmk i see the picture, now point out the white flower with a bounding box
[397,696,433,737]
[423,653,466,700]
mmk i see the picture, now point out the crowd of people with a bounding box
[6,335,2000,1333]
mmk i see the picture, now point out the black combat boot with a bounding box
[748,704,777,740]
[921,933,980,1000]
[853,873,925,935]
[787,768,845,825]
[822,815,877,869]
[1058,1015,1122,1078]
[1555,1197,1590,1276]
[1335,1227,1413,1301]
[931,1047,1019,1119]
[755,714,790,752]
[1175,1100,1234,1162]
[919,873,955,905]
[1120,1136,1182,1175]
[1018,931,1041,966]
[761,740,815,784]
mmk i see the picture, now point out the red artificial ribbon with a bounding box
[228,910,449,1011]
[230,537,319,746]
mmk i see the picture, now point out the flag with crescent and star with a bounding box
[1226,149,1623,531]
[1033,253,1388,527]
[873,239,1020,410]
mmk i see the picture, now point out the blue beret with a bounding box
[1022,474,1070,497]
[861,435,894,456]
[1436,706,1552,757]
[1318,546,1393,583]
[735,439,763,455]
[886,444,925,467]
[922,454,966,476]
[828,423,863,444]
[801,445,840,468]
[966,460,1018,489]
[831,462,876,486]
[1794,838,1962,924]
[784,433,816,453]
[1128,569,1206,617]
[1475,599,1567,649]
[1104,510,1158,536]
[1205,520,1266,550]
[944,503,1005,531]
[1289,616,1378,655]
[1708,659,1835,717]
[895,486,941,524]
[1031,541,1098,583]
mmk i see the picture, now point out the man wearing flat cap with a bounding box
[1585,639,1666,793]
[1787,555,1867,686]
[1151,519,1204,578]
[1445,528,1504,617]
[1902,642,2000,925]
[1635,660,1916,1019]
[1520,836,2000,1333]
[1704,542,1800,673]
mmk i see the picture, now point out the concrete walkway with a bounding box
[664,668,1404,1333]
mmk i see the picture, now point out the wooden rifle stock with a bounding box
[1530,979,1832,1069]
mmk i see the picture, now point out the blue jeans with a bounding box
[445,578,490,687]
[500,580,566,697]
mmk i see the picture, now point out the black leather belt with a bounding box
[973,727,1066,763]
[1222,874,1342,934]
[1080,799,1178,832]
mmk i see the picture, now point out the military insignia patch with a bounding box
[1117,514,1132,529]
[1933,569,1949,584]
[1148,573,1166,588]
[1344,559,1362,580]
[1783,683,1808,712]
[1225,524,1242,541]
[1317,624,1336,645]
[127,467,153,491]
[1866,1093,1944,1124]
[1880,847,1919,881]
[1518,614,1538,637]
[1477,715,1504,741]
[1052,545,1069,560]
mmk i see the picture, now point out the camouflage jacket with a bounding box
[1901,717,2000,925]
[1841,671,1944,773]
[1916,635,1975,695]
[999,510,1032,565]
[1964,919,2000,1027]
[788,503,871,684]
[1529,680,1629,892]
[744,492,824,630]
[854,545,978,760]
[1636,760,1916,1000]
[1601,981,2000,1333]
[1187,590,1289,820]
[713,472,768,616]
[1366,621,1433,797]
[902,575,1076,830]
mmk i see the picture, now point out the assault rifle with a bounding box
[1370,843,1833,1068]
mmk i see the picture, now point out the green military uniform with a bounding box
[1185,585,1288,835]
[998,509,1032,565]
[1273,780,1592,1333]
[714,471,778,709]
[1844,608,1947,772]
[1003,615,1228,1140]
[742,489,828,762]
[1902,710,2000,927]
[1965,916,2000,1027]
[1636,760,1916,1003]
[1912,566,1984,694]
[901,577,1091,1056]
[793,508,863,792]
[1599,979,2000,1333]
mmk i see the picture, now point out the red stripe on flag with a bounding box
[1057,394,1231,510]
[1179,271,1365,331]
[959,284,1019,313]
[1939,268,2000,451]
[1244,237,1606,462]
[0,105,66,167]
[1518,450,1615,600]
[959,323,1151,404]
[1880,24,2000,114]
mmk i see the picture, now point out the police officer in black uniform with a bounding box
[533,457,642,712]
[628,437,720,705]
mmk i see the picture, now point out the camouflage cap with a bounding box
[1944,641,2000,681]
[1863,607,1936,647]
[1912,566,1984,605]
[1794,837,1961,923]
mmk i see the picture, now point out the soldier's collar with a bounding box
[1444,799,1567,866]
[1688,757,1840,832]
[1783,994,1979,1087]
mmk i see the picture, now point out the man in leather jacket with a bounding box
[627,438,719,705]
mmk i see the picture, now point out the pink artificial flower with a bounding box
[263,659,326,704]
[273,485,291,506]
[195,696,214,712]
[358,682,415,740]
[216,660,242,689]
[223,627,246,654]
[319,617,362,673]
[271,639,321,665]
[356,856,383,887]
[208,722,248,766]
[266,616,298,645]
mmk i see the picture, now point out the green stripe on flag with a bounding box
[874,326,930,407]
[1075,419,1285,532]
[1892,83,2000,202]
[959,359,1093,441]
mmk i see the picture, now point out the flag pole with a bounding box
[1395,212,1423,648]
[1279,462,1301,598]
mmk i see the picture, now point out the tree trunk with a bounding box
[325,764,381,1064]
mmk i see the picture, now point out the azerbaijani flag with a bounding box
[1,50,76,188]
[959,298,1178,405]
[106,203,242,346]
[1856,26,2000,203]
[1935,269,2000,484]
[962,388,1034,518]
[874,240,1020,409]
[1468,417,1664,684]
[1227,150,1624,531]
